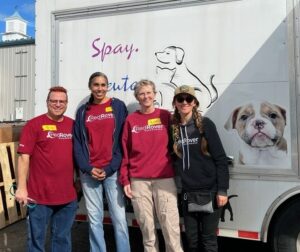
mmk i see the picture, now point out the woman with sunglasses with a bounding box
[171,85,229,252]
[119,79,183,252]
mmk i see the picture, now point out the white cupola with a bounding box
[2,10,29,41]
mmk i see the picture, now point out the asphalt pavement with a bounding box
[0,219,271,252]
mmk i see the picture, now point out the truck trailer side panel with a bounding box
[36,1,300,251]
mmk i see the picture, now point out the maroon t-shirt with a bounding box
[18,114,77,205]
[85,99,115,169]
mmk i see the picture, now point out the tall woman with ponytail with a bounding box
[73,72,130,252]
[171,85,229,252]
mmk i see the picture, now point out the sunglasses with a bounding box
[175,94,194,103]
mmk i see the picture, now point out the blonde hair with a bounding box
[134,79,157,99]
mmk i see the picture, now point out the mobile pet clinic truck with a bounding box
[35,0,300,251]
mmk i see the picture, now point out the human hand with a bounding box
[217,194,228,207]
[15,187,28,206]
[91,168,106,180]
[124,184,132,199]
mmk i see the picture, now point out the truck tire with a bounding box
[269,198,300,252]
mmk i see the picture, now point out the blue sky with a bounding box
[0,0,35,38]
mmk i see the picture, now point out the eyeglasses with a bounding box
[48,99,67,105]
[175,94,194,103]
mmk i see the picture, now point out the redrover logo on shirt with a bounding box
[86,113,113,122]
[131,124,164,133]
[46,131,72,139]
[178,137,199,145]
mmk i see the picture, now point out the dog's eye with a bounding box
[269,113,277,119]
[240,115,248,121]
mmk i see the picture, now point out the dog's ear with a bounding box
[224,107,241,130]
[175,47,185,64]
[275,105,287,125]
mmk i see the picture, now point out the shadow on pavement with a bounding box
[0,219,270,252]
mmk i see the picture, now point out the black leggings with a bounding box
[183,207,221,252]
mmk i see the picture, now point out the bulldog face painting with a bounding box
[225,101,288,166]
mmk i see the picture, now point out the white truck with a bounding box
[36,0,300,251]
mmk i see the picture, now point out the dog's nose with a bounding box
[254,120,265,129]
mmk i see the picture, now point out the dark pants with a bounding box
[183,205,221,252]
[27,200,77,252]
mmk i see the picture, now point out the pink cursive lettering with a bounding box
[92,37,139,62]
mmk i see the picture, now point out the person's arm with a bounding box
[167,111,174,154]
[203,117,229,206]
[73,107,93,174]
[119,119,131,186]
[120,125,132,198]
[15,154,30,206]
[103,101,128,177]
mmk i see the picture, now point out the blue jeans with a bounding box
[80,171,130,252]
[27,200,77,252]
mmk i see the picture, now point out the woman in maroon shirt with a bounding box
[119,79,183,252]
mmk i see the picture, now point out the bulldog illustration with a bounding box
[225,101,288,166]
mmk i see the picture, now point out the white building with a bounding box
[0,10,34,121]
[2,11,29,41]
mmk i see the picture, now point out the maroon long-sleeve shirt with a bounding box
[119,108,175,186]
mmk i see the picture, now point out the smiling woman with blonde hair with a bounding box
[119,79,183,252]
